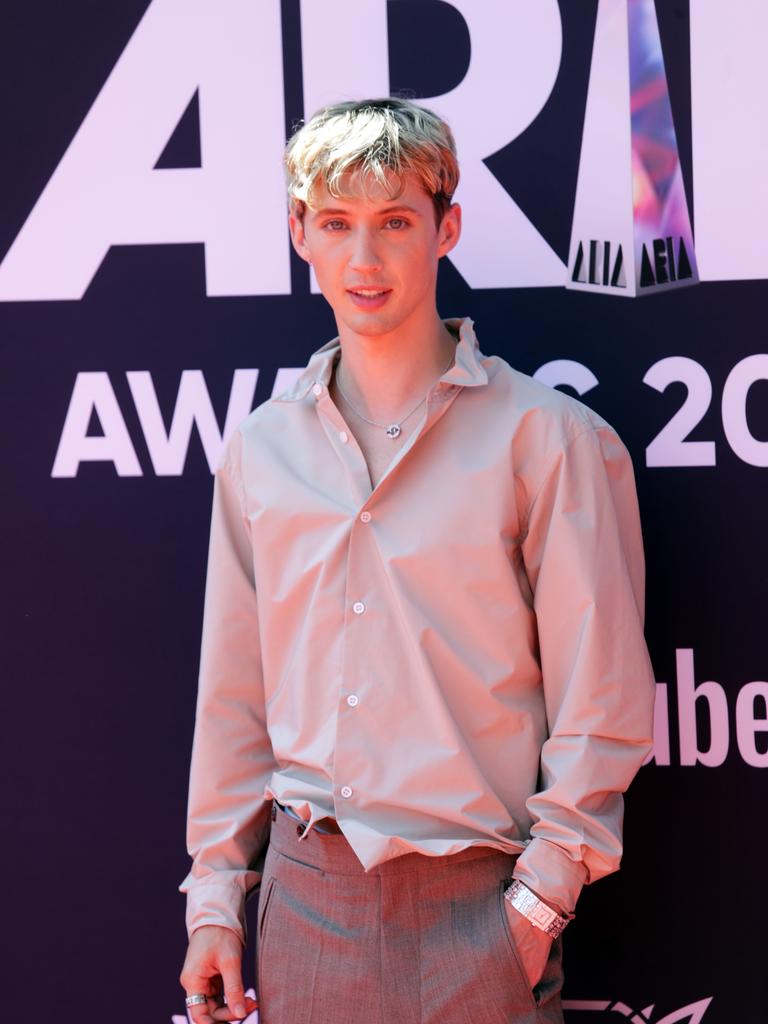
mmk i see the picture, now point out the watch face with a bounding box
[530,902,557,928]
[507,882,567,935]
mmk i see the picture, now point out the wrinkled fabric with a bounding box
[255,801,565,1024]
[178,317,656,944]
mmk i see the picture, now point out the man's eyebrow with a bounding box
[378,204,422,216]
[311,204,423,217]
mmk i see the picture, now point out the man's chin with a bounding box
[338,310,401,339]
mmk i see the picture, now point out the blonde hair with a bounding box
[284,97,459,228]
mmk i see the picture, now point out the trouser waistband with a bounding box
[272,800,343,833]
[269,799,516,877]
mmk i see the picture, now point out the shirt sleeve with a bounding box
[178,427,276,945]
[513,423,656,915]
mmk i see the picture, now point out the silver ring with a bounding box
[185,993,209,1007]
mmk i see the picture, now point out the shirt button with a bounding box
[339,430,348,443]
[346,694,359,707]
[340,785,353,798]
[312,382,323,396]
[352,601,365,615]
[360,511,371,523]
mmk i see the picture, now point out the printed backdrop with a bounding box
[2,2,766,1022]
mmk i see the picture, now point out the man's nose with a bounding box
[348,228,383,273]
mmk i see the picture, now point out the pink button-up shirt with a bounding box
[178,316,656,944]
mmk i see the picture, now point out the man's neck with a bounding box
[332,313,458,424]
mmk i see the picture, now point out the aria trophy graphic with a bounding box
[567,0,699,296]
[563,996,713,1023]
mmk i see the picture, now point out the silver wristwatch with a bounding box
[503,879,572,938]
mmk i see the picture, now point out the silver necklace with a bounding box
[334,349,456,439]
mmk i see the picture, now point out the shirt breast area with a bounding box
[233,356,606,715]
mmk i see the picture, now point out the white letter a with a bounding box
[0,0,288,302]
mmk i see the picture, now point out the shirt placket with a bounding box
[309,376,464,822]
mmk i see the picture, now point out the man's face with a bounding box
[288,168,461,339]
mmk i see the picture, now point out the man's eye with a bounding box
[387,217,408,229]
[324,220,346,231]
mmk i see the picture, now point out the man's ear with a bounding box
[288,202,312,263]
[437,202,462,259]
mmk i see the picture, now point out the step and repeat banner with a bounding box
[2,2,766,1022]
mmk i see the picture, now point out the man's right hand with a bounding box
[179,924,259,1023]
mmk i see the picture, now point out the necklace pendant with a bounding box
[385,423,401,438]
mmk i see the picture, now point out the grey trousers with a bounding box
[255,801,565,1023]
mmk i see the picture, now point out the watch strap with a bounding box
[503,879,573,938]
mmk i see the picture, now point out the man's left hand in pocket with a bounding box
[503,897,554,991]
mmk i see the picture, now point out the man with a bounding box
[179,97,656,1024]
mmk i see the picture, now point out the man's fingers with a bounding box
[185,990,260,1024]
[208,993,260,1022]
[219,954,249,1019]
[180,967,221,1024]
[186,994,217,1024]
[180,927,257,1022]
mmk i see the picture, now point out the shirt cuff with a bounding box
[182,871,258,945]
[512,837,588,915]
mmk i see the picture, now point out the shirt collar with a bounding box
[273,316,488,403]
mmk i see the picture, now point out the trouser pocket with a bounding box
[497,877,540,1010]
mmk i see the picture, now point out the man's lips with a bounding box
[346,287,392,310]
